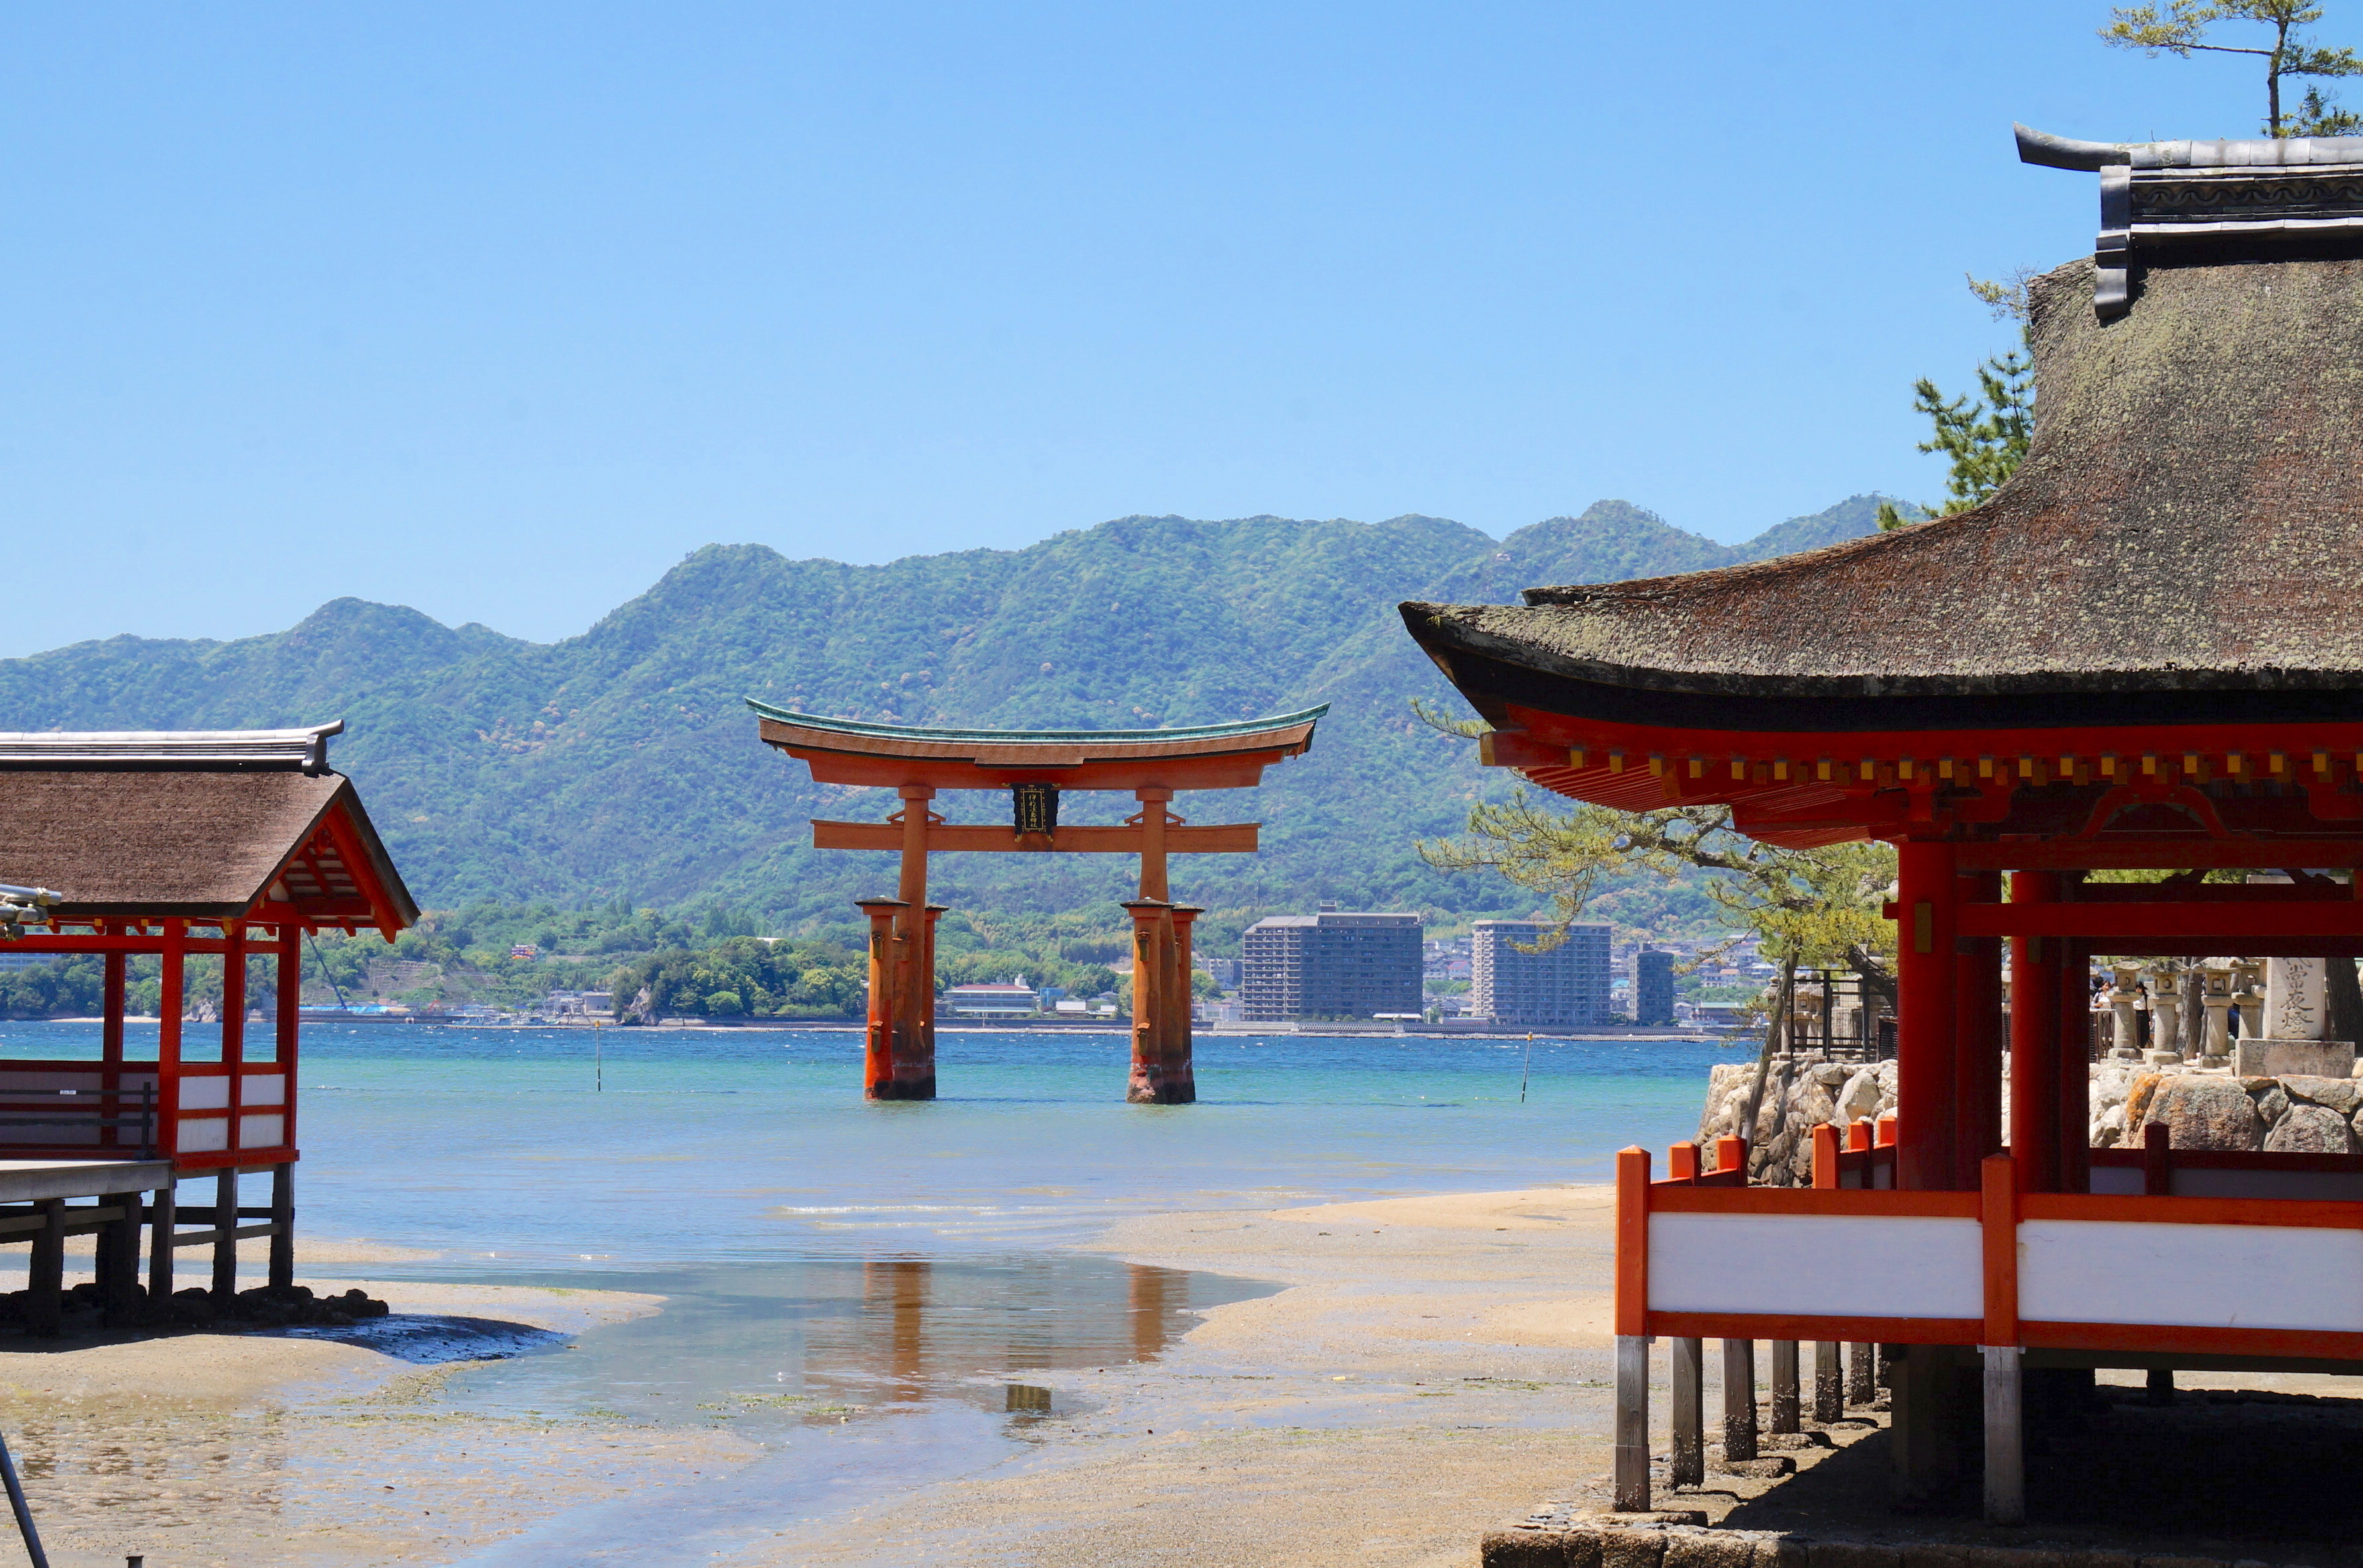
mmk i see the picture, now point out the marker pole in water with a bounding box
[595,1022,603,1093]
[0,1427,50,1568]
[1521,1034,1533,1103]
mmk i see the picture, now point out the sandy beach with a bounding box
[0,1194,1627,1567]
[750,1185,1627,1567]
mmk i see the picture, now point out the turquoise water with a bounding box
[0,1020,1731,1561]
[0,1020,1727,1266]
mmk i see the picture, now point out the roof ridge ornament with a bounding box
[2017,121,2363,320]
[0,722,344,775]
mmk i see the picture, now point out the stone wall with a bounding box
[1693,1054,2363,1181]
[2091,1059,2363,1152]
[1697,1059,1895,1185]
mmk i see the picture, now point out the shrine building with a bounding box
[0,724,415,1332]
[1404,124,2363,1522]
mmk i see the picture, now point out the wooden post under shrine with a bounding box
[755,702,1327,1103]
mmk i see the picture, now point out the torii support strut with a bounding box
[751,703,1328,1104]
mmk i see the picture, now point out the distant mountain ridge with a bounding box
[0,495,1897,927]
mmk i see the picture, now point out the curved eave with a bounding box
[751,702,1327,790]
[1403,604,2363,732]
[745,700,1327,748]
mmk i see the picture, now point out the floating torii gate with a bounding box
[750,703,1327,1103]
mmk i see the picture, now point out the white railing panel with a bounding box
[241,1075,287,1107]
[179,1077,232,1110]
[177,1117,228,1153]
[236,1113,284,1149]
[2021,1218,2363,1332]
[1651,1213,1982,1318]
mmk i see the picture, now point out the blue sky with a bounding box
[0,2,2299,653]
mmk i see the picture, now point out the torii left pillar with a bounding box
[859,785,941,1101]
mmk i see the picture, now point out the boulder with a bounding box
[1838,1070,1883,1123]
[2121,1073,2168,1134]
[2265,1102,2354,1153]
[2248,1083,2290,1127]
[2092,1102,2127,1148]
[2284,1074,2362,1116]
[2146,1075,2266,1150]
[1809,1062,1849,1089]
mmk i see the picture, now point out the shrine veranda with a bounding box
[1405,124,2363,1523]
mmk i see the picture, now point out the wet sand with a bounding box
[0,1191,1629,1567]
[758,1185,1626,1567]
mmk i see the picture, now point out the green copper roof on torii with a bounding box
[743,701,1329,746]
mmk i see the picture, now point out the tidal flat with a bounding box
[0,1023,1720,1565]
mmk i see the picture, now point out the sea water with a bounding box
[0,1022,1733,1558]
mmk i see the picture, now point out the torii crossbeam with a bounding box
[750,703,1327,1103]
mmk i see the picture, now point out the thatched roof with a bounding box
[1402,255,2363,732]
[0,732,416,925]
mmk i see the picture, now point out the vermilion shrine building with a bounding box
[752,702,1324,1103]
[1407,126,2363,1521]
[0,724,415,1331]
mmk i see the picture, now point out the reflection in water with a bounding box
[813,1257,1215,1410]
[420,1253,1273,1432]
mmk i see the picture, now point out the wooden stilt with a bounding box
[147,1181,176,1302]
[1983,1345,2025,1524]
[268,1165,295,1289]
[1848,1341,1877,1405]
[211,1171,238,1302]
[1813,1341,1844,1424]
[1670,1336,1704,1487]
[1770,1340,1800,1433]
[1613,1334,1650,1512]
[2145,1367,2174,1406]
[99,1191,140,1327]
[1721,1338,1758,1462]
[27,1199,64,1338]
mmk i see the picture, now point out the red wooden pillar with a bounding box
[272,921,301,1289]
[886,785,938,1101]
[157,919,185,1162]
[855,899,906,1101]
[1896,839,1960,1191]
[2057,938,2093,1196]
[1954,869,2003,1190]
[1124,900,1180,1104]
[100,922,124,1152]
[223,920,246,1154]
[2007,872,2062,1193]
[1166,905,1200,1104]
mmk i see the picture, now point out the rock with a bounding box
[1713,1456,1793,1479]
[1482,1532,1574,1568]
[1752,1542,1809,1568]
[2284,1074,2362,1116]
[1807,1545,1901,1568]
[1965,1551,2067,1568]
[1810,1062,1848,1089]
[1599,1529,1668,1568]
[1838,1071,1883,1123]
[2094,1102,2127,1148]
[2265,1102,2354,1153]
[2250,1083,2291,1126]
[1900,1549,1970,1568]
[1664,1534,1758,1568]
[2146,1075,2266,1150]
[2122,1073,2167,1134]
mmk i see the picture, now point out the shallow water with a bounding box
[0,1020,1731,1559]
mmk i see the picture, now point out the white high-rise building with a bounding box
[1469,921,1612,1026]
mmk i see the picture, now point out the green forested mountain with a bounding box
[0,495,1892,936]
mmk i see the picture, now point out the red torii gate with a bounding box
[750,703,1326,1103]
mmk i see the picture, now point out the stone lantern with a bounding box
[2144,963,2184,1068]
[2198,963,2235,1068]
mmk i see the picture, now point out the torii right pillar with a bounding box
[1125,787,1197,1104]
